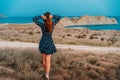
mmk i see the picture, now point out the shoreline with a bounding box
[0,17,120,47]
[0,23,120,31]
[1,15,119,30]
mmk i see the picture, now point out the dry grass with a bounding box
[0,47,120,80]
[0,24,120,47]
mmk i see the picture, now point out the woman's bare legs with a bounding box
[41,53,51,79]
[42,53,46,71]
[45,54,51,74]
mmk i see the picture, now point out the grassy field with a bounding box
[0,47,120,80]
[0,23,120,47]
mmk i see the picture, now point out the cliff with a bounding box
[55,17,74,28]
[76,16,118,25]
[56,16,118,28]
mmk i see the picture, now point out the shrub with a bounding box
[0,48,120,80]
[107,37,118,45]
[66,34,72,36]
[28,31,34,35]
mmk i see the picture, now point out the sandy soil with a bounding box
[0,23,120,47]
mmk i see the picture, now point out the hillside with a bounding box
[56,15,118,28]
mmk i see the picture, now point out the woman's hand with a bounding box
[41,15,47,20]
[41,15,53,19]
[49,15,53,19]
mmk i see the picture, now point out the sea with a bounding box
[0,16,120,30]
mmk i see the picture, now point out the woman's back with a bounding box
[32,14,61,54]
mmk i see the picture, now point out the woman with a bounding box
[32,12,61,80]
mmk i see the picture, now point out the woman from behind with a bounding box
[33,12,61,80]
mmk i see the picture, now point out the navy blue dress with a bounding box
[33,15,61,55]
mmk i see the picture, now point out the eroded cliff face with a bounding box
[56,16,118,28]
[55,17,74,28]
[76,16,118,25]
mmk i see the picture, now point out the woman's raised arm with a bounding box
[32,15,44,27]
[52,15,61,26]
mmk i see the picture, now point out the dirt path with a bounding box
[0,41,120,53]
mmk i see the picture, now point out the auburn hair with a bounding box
[44,12,53,32]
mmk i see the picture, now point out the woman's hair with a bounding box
[43,12,53,32]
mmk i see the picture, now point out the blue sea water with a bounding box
[66,16,120,30]
[66,24,120,30]
[0,17,33,24]
[0,16,120,30]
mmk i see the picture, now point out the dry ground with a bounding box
[0,23,120,47]
[0,47,120,80]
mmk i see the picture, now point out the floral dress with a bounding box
[33,15,61,55]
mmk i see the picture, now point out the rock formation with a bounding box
[55,17,74,28]
[70,17,80,23]
[76,16,118,25]
[56,15,118,28]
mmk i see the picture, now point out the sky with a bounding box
[0,0,120,17]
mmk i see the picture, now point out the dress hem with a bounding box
[40,51,57,55]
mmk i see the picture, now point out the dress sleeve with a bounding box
[32,15,44,27]
[52,15,61,26]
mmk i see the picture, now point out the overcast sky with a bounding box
[0,0,120,17]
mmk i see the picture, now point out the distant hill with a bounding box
[56,15,118,27]
[0,14,7,18]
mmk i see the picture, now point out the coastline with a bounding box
[0,23,120,47]
[0,15,120,47]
